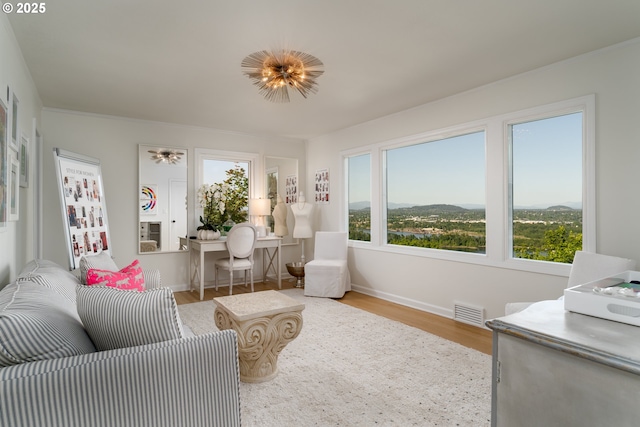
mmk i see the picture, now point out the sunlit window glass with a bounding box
[347,154,371,242]
[385,131,486,253]
[201,159,250,227]
[510,112,583,263]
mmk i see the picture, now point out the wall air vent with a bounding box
[453,302,485,327]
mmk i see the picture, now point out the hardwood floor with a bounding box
[173,280,298,304]
[174,281,493,355]
[339,291,492,355]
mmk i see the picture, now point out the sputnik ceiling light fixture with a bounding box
[148,149,184,164]
[241,50,324,102]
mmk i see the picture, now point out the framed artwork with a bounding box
[285,174,298,204]
[10,92,18,150]
[19,133,29,187]
[54,148,111,270]
[140,184,158,215]
[0,98,7,229]
[315,168,330,204]
[9,150,19,221]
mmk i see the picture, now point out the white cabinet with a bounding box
[486,300,640,427]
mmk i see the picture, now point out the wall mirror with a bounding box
[138,145,188,253]
[266,156,298,245]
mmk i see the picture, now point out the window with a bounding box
[342,95,594,273]
[347,153,371,242]
[195,149,258,230]
[509,112,583,263]
[384,131,486,253]
[203,158,250,224]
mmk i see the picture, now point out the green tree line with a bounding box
[348,207,582,263]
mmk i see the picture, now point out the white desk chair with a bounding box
[215,223,257,295]
[304,231,351,298]
[505,250,637,315]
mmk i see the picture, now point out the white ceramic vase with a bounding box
[198,229,221,240]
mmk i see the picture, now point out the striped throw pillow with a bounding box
[76,286,184,351]
[16,259,81,304]
[79,252,118,285]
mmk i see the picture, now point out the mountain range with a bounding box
[349,202,581,211]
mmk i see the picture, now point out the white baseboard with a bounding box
[349,283,454,319]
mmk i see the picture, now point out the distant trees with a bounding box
[349,229,371,241]
[222,166,249,224]
[348,205,583,263]
[387,232,485,252]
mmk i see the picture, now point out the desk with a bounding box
[186,236,282,300]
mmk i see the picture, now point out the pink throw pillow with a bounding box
[86,259,145,291]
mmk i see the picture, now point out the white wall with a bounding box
[0,15,43,287]
[307,39,640,321]
[41,109,306,289]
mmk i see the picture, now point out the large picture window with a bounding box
[343,95,594,273]
[384,131,486,253]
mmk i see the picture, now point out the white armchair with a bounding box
[304,231,351,298]
[505,250,636,315]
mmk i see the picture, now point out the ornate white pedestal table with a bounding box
[213,290,304,383]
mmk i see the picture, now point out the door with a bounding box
[169,180,187,251]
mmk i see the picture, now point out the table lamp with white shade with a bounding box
[249,198,271,237]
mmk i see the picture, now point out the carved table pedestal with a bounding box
[213,290,305,383]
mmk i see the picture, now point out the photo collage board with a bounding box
[54,149,111,269]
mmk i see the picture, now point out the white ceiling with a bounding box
[8,0,640,140]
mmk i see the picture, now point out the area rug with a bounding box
[178,289,492,426]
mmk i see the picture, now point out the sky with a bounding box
[386,131,486,206]
[512,112,582,208]
[203,159,249,185]
[349,112,583,209]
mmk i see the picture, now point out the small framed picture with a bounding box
[0,97,7,229]
[9,150,19,221]
[19,133,28,188]
[315,168,330,204]
[10,92,18,150]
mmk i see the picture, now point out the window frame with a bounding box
[501,97,595,274]
[342,95,595,276]
[194,148,261,232]
[382,128,487,251]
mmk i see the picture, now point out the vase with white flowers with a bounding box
[196,166,249,239]
[196,183,227,240]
